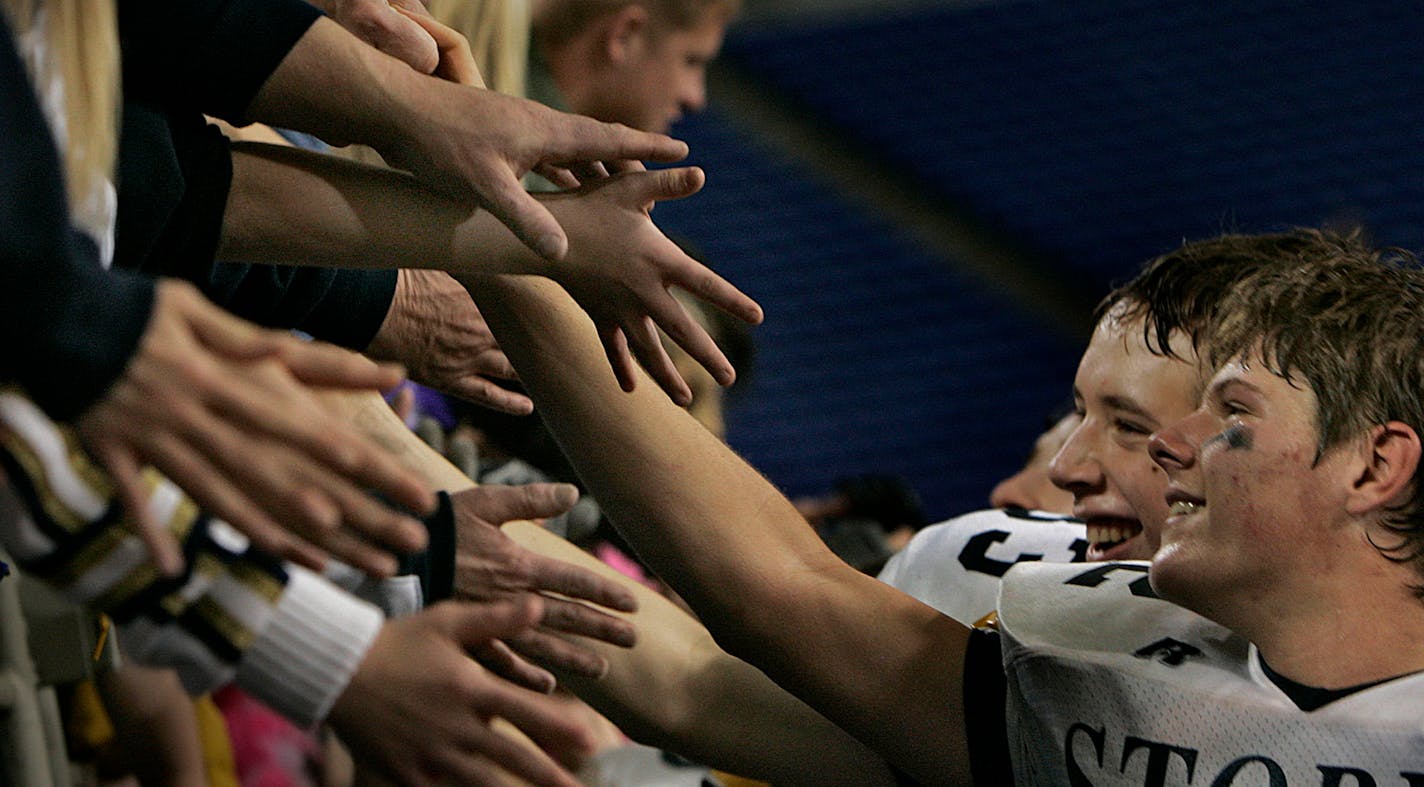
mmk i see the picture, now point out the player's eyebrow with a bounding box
[1101,394,1158,425]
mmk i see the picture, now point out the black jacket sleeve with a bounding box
[0,12,155,421]
[114,105,397,349]
[118,0,322,124]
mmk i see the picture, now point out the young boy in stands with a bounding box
[530,0,740,134]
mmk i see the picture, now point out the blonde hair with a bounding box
[2,0,120,221]
[428,0,531,96]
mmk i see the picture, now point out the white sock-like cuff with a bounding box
[234,566,384,727]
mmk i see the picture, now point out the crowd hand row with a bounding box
[49,4,731,786]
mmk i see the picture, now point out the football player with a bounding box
[476,226,1424,783]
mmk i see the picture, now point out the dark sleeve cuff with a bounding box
[115,105,394,340]
[298,268,399,350]
[115,106,233,285]
[119,0,323,123]
[424,490,456,604]
[964,628,1013,785]
[396,490,456,605]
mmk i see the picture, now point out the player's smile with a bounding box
[1082,515,1143,560]
[1050,311,1202,563]
[1166,501,1203,517]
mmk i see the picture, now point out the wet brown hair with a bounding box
[1205,229,1424,576]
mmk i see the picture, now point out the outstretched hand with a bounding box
[330,598,594,787]
[450,484,639,688]
[464,166,764,406]
[75,280,433,578]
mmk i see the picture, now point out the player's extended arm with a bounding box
[323,389,893,785]
[475,272,975,784]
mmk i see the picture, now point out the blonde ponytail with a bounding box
[2,0,120,221]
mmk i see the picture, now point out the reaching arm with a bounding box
[474,272,975,783]
[324,389,892,784]
[502,520,895,785]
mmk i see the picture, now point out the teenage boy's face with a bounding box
[1049,313,1202,561]
[605,6,729,133]
[1148,356,1355,616]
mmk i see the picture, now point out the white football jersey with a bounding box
[998,561,1424,785]
[877,508,1086,626]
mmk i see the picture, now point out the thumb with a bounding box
[462,483,579,525]
[637,166,705,211]
[441,597,545,652]
[484,177,570,261]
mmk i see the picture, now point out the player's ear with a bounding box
[1345,421,1421,516]
[603,4,651,65]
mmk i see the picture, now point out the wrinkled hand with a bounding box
[323,0,440,75]
[464,166,764,406]
[450,484,639,687]
[379,80,690,262]
[366,269,532,415]
[75,280,432,577]
[330,598,594,787]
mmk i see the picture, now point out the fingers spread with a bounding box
[439,597,545,652]
[136,430,326,572]
[596,324,639,394]
[669,256,764,326]
[445,714,584,787]
[508,629,610,680]
[644,293,735,387]
[203,369,435,526]
[473,674,596,772]
[624,316,691,406]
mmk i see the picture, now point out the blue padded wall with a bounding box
[724,0,1424,290]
